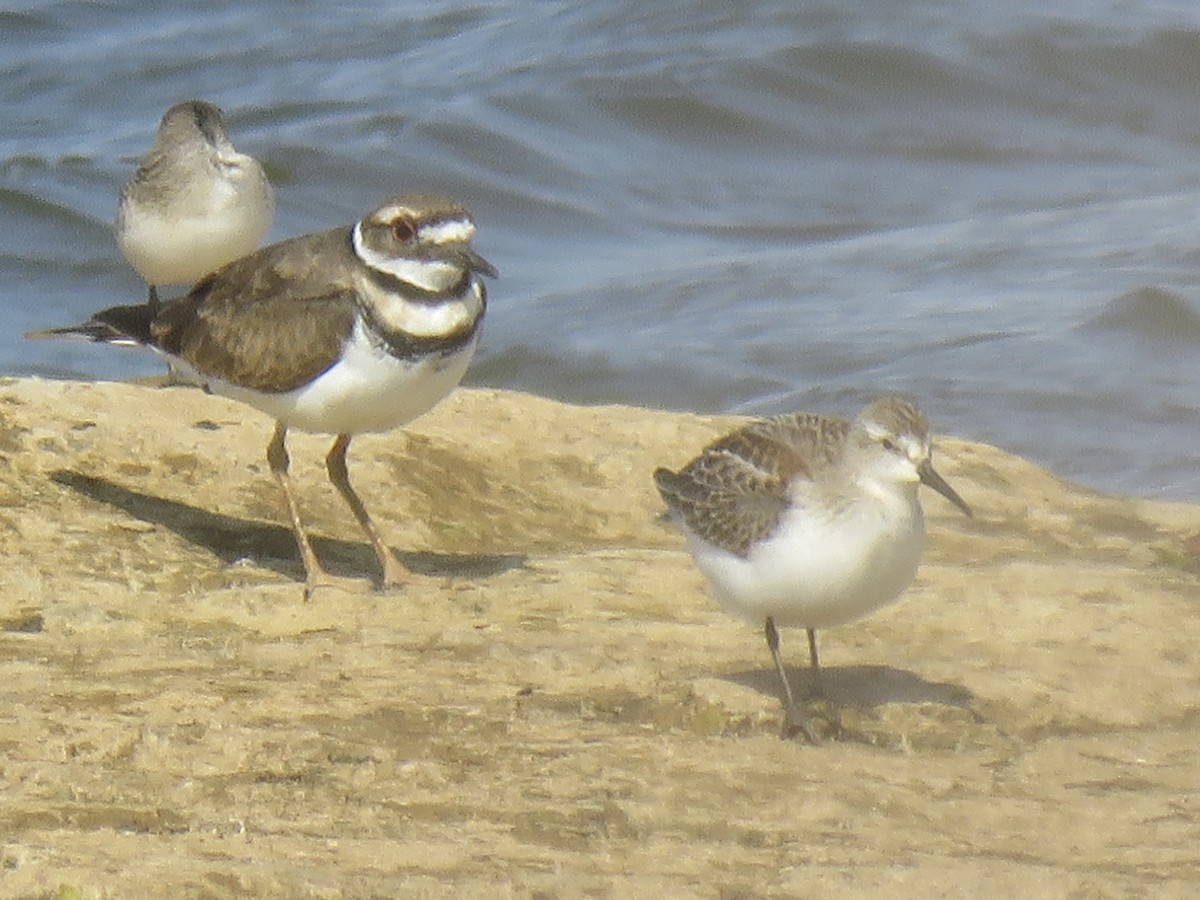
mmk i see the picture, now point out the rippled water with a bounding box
[5,1,1200,499]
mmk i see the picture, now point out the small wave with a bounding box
[770,42,985,99]
[590,90,782,142]
[469,344,779,413]
[0,185,95,226]
[1083,286,1200,343]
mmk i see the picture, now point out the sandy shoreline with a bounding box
[1,378,1198,898]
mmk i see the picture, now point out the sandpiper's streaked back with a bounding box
[116,100,274,309]
[33,194,496,600]
[654,397,971,743]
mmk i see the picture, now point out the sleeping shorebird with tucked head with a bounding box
[116,100,275,311]
[33,194,496,599]
[654,397,971,743]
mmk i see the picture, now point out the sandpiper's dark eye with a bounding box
[881,438,898,452]
[390,218,416,242]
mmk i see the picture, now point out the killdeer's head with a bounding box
[351,195,498,295]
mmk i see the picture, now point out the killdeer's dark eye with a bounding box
[390,218,416,242]
[881,438,898,453]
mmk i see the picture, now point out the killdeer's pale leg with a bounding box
[267,423,351,599]
[655,397,972,744]
[325,434,408,590]
[32,194,495,600]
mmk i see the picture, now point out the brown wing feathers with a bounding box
[153,283,355,393]
[654,413,852,557]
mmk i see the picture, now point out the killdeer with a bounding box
[116,100,274,310]
[654,397,971,743]
[33,195,496,599]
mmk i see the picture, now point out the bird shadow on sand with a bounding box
[50,469,526,583]
[724,663,975,712]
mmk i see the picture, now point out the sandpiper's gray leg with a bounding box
[765,617,821,744]
[807,627,824,697]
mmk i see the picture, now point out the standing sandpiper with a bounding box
[654,397,971,743]
[33,194,496,600]
[116,100,274,310]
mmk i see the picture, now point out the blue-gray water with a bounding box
[6,1,1200,500]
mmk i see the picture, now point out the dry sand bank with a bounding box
[1,378,1198,898]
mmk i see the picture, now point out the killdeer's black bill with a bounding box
[116,100,274,311]
[33,194,496,600]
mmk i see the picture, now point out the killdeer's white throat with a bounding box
[34,195,496,599]
[654,397,971,743]
[116,100,274,310]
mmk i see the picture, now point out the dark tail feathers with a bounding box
[26,303,156,346]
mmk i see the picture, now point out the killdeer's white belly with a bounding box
[210,317,478,436]
[688,491,927,630]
